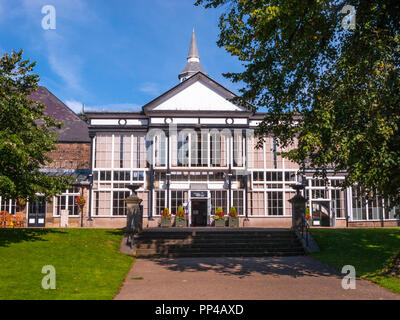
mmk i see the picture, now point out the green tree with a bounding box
[196,0,400,206]
[0,49,71,201]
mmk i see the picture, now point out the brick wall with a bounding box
[348,221,400,228]
[44,143,90,169]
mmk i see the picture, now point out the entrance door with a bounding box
[311,201,330,227]
[191,200,208,226]
[28,197,46,227]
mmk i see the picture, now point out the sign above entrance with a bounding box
[191,191,208,198]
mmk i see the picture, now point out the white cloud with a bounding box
[65,99,83,113]
[139,82,161,96]
[87,103,142,112]
[66,100,141,113]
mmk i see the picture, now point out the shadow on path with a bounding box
[148,256,341,279]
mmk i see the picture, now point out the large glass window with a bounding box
[135,135,148,168]
[387,205,399,220]
[154,134,166,167]
[94,191,111,216]
[55,187,80,216]
[248,192,265,216]
[189,172,208,182]
[253,171,264,182]
[114,135,131,169]
[95,135,112,168]
[191,132,208,167]
[177,133,189,167]
[208,172,225,182]
[233,131,243,167]
[312,189,328,199]
[0,198,17,214]
[250,139,264,169]
[155,190,166,216]
[265,171,283,182]
[210,191,227,214]
[95,134,147,169]
[112,191,130,216]
[210,132,227,167]
[267,191,283,215]
[285,192,296,216]
[368,195,383,220]
[352,187,367,220]
[171,191,187,215]
[331,189,345,218]
[232,190,244,216]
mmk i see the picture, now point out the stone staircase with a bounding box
[134,228,305,258]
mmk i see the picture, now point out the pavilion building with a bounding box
[83,30,399,229]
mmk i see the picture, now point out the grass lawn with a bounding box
[310,228,400,294]
[0,229,134,300]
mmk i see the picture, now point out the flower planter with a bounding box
[214,218,226,227]
[228,217,239,228]
[175,218,187,228]
[161,216,171,228]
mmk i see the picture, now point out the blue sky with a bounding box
[0,0,244,113]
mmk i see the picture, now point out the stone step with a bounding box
[138,247,303,254]
[136,234,297,240]
[136,243,303,249]
[134,229,305,258]
[138,231,294,236]
[136,251,304,258]
[136,238,299,244]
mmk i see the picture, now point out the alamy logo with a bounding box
[341,265,356,290]
[41,265,56,290]
[41,5,56,30]
[341,5,356,30]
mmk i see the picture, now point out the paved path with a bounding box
[115,256,400,300]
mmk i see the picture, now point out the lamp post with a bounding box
[87,173,93,222]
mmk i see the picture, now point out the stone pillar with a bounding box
[289,188,307,232]
[125,196,143,232]
[60,209,69,228]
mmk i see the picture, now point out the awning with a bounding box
[39,169,91,185]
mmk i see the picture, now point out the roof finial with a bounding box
[188,29,200,61]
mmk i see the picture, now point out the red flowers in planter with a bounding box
[175,205,186,219]
[162,208,171,219]
[229,206,238,218]
[75,196,86,212]
[214,206,225,220]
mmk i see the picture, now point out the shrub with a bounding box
[176,205,186,219]
[229,206,238,218]
[214,207,225,220]
[162,208,171,218]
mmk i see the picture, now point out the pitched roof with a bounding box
[29,86,90,143]
[143,71,254,114]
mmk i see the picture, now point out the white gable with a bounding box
[152,80,246,112]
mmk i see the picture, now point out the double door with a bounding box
[28,197,46,227]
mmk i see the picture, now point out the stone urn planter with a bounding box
[161,216,172,228]
[175,218,187,228]
[214,218,226,227]
[228,217,239,228]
